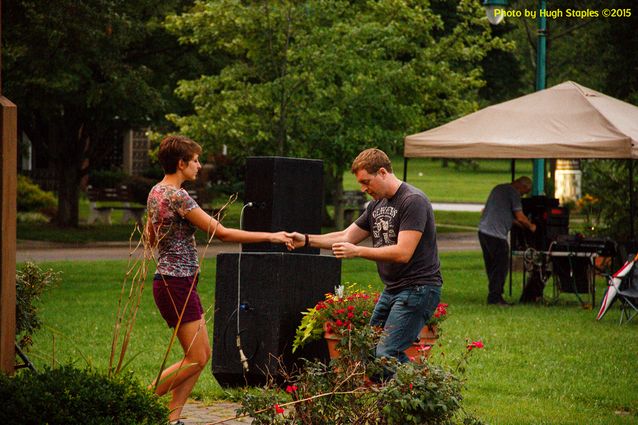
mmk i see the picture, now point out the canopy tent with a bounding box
[404,81,638,159]
[403,79,638,247]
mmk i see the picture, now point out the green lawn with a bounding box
[24,252,637,424]
[18,158,538,242]
[18,207,482,242]
[344,157,535,203]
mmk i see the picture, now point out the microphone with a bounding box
[245,202,254,208]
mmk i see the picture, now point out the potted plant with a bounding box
[293,285,378,354]
[293,285,448,362]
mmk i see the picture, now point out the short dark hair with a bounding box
[158,135,202,174]
[351,148,393,174]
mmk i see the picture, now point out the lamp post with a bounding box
[483,0,546,196]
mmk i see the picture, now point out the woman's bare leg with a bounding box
[153,317,211,421]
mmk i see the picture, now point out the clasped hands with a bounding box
[282,232,359,258]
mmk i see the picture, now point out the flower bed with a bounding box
[293,285,448,358]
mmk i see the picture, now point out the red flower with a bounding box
[347,312,354,319]
[274,404,285,414]
[286,385,298,393]
[335,319,343,327]
[467,340,485,351]
[409,383,414,390]
[347,305,355,311]
[417,344,432,352]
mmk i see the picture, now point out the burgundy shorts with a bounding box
[153,274,203,328]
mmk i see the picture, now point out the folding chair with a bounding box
[616,262,638,323]
[597,252,638,323]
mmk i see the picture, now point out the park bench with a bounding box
[185,188,219,215]
[86,185,146,225]
[87,185,218,225]
[342,190,368,223]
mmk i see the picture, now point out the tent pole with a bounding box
[509,159,516,296]
[630,159,635,241]
[403,157,408,182]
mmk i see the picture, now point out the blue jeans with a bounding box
[370,284,441,364]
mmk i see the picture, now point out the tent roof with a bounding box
[404,81,638,159]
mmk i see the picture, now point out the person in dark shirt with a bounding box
[478,177,536,305]
[289,148,442,365]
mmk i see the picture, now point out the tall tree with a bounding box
[2,0,202,226]
[166,0,505,226]
[487,0,638,102]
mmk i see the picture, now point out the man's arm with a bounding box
[289,222,370,249]
[332,229,422,263]
[514,210,537,232]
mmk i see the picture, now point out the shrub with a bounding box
[16,262,61,348]
[89,169,127,188]
[17,175,57,217]
[581,159,636,242]
[0,365,169,424]
[238,325,485,425]
[17,211,50,224]
[123,175,155,205]
[379,362,462,425]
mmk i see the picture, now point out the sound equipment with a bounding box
[212,253,341,387]
[511,196,569,251]
[551,256,591,294]
[552,236,617,257]
[243,157,323,254]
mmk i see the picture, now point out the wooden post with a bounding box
[0,96,17,374]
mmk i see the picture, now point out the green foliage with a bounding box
[237,388,289,424]
[17,212,51,224]
[0,365,168,425]
[3,0,207,226]
[166,0,507,219]
[240,325,479,424]
[293,285,447,352]
[124,174,156,205]
[581,160,636,242]
[292,285,378,352]
[379,361,462,425]
[16,262,61,348]
[17,175,57,217]
[496,0,638,103]
[88,169,127,189]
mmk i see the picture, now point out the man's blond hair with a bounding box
[351,148,393,174]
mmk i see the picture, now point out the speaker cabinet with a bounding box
[511,197,569,251]
[212,253,341,386]
[243,157,323,254]
[552,257,591,294]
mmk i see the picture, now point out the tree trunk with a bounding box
[54,157,81,227]
[52,122,87,228]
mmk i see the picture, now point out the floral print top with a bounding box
[147,184,199,277]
